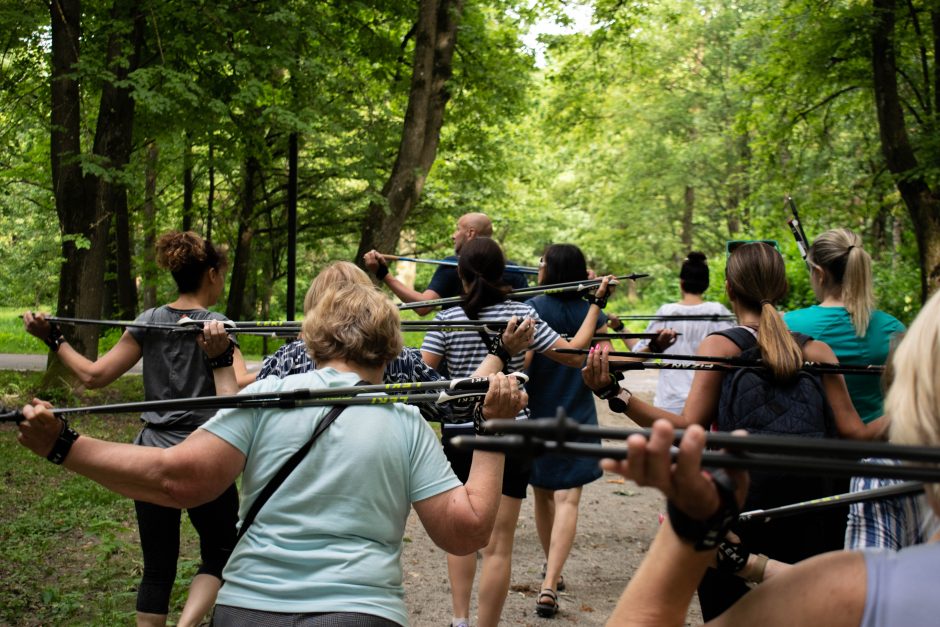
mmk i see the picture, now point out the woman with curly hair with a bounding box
[24,230,246,627]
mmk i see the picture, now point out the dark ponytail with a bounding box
[458,238,511,318]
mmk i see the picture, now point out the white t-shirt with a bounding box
[634,301,734,413]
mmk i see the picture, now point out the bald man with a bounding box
[364,212,529,316]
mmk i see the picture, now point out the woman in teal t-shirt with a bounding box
[784,228,904,423]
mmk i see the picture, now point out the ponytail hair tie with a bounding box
[760,299,773,307]
[846,245,856,254]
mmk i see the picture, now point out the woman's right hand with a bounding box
[481,372,528,420]
[23,311,53,341]
[501,316,535,356]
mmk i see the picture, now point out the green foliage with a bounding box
[0,371,216,625]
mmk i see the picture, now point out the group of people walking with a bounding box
[13,212,940,627]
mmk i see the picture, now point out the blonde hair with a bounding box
[808,228,874,337]
[302,261,371,314]
[887,290,940,503]
[302,283,402,368]
[726,243,803,380]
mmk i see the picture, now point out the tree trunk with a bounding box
[87,0,144,323]
[354,0,464,262]
[225,155,260,320]
[681,185,694,253]
[50,0,95,358]
[182,138,194,231]
[872,0,940,299]
[142,140,159,310]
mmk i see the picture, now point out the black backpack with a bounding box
[714,327,835,439]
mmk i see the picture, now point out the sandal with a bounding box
[536,588,559,618]
[540,563,566,592]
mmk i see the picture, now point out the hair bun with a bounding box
[686,251,707,264]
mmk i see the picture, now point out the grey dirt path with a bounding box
[402,369,704,626]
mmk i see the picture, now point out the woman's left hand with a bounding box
[582,343,613,391]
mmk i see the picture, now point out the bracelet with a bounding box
[44,323,66,353]
[607,388,631,413]
[487,335,512,364]
[747,553,770,584]
[46,417,80,465]
[375,264,389,280]
[207,340,235,368]
[666,468,740,551]
[583,294,608,309]
[593,374,621,400]
[473,402,501,436]
[609,319,624,332]
[648,339,665,353]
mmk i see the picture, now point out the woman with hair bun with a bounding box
[625,251,734,414]
[583,241,885,620]
[23,230,246,627]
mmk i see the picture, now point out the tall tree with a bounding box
[871,0,940,297]
[354,0,464,261]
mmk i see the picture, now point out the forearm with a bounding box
[623,395,695,429]
[470,354,507,377]
[568,304,602,348]
[609,519,713,626]
[381,276,436,315]
[55,344,112,388]
[448,451,505,552]
[62,437,188,507]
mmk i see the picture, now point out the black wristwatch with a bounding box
[44,323,66,353]
[607,387,632,413]
[666,469,740,551]
[47,418,80,465]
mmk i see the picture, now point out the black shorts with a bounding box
[441,426,530,500]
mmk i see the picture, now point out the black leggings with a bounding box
[134,484,239,615]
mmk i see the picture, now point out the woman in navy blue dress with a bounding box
[525,243,610,617]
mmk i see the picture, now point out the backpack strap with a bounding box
[710,326,758,352]
[234,382,365,543]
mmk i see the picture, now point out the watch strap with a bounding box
[46,418,80,465]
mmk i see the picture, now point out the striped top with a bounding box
[421,301,561,426]
[258,340,452,423]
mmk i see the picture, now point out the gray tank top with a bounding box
[861,542,940,626]
[128,306,234,448]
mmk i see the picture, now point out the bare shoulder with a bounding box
[801,338,838,362]
[709,550,866,627]
[697,333,741,358]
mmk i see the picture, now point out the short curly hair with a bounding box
[155,230,227,293]
[302,283,402,368]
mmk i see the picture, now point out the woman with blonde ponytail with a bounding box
[785,228,904,423]
[583,241,884,620]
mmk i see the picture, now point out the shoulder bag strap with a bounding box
[234,381,365,543]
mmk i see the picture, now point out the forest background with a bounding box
[1,0,938,359]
